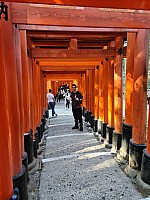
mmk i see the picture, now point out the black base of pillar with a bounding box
[22,152,29,183]
[84,112,87,122]
[98,120,102,134]
[90,115,95,128]
[13,165,28,200]
[34,130,39,149]
[141,149,150,185]
[36,123,43,142]
[122,122,132,153]
[41,118,45,132]
[82,106,86,117]
[111,132,122,153]
[86,111,89,122]
[106,126,114,144]
[40,122,43,139]
[33,139,38,159]
[93,119,98,132]
[129,139,146,170]
[120,123,132,159]
[88,111,92,123]
[101,122,108,139]
[45,110,49,118]
[24,131,34,165]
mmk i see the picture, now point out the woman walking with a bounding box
[47,89,57,117]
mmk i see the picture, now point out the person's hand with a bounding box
[75,97,79,101]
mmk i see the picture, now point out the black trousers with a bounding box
[66,101,70,109]
[72,108,82,127]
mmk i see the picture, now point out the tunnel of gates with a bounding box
[1,1,150,199]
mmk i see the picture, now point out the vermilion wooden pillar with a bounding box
[32,60,36,132]
[32,60,41,132]
[120,33,136,158]
[1,4,28,199]
[36,62,42,127]
[85,69,94,125]
[20,31,34,195]
[103,59,108,124]
[20,30,31,133]
[82,74,86,107]
[107,59,114,127]
[40,73,43,112]
[53,81,57,95]
[56,81,59,93]
[99,61,104,122]
[39,68,42,122]
[43,75,47,109]
[89,69,94,114]
[98,61,104,134]
[69,82,72,91]
[47,79,51,92]
[78,75,82,92]
[106,58,114,146]
[112,36,123,153]
[129,29,149,170]
[101,59,108,139]
[0,18,13,200]
[94,66,99,119]
[27,37,34,132]
[125,33,136,125]
[1,5,22,176]
[85,70,90,110]
[51,81,54,93]
[14,25,25,155]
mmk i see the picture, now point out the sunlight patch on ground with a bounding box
[84,158,116,173]
[75,144,104,154]
[48,123,73,127]
[42,152,111,163]
[47,133,93,138]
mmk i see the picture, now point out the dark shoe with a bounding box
[72,126,79,129]
[55,114,57,116]
[79,127,83,131]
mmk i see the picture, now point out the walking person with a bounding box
[70,84,83,131]
[65,91,70,110]
[47,89,57,117]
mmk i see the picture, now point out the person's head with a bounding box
[72,84,77,92]
[49,89,52,93]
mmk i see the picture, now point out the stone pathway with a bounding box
[38,100,144,200]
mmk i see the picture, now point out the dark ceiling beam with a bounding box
[21,25,137,32]
[5,0,150,10]
[33,41,69,47]
[32,41,109,48]
[31,48,115,58]
[42,71,85,74]
[37,58,101,62]
[39,61,101,66]
[45,74,81,78]
[11,3,150,28]
[40,66,95,71]
[27,32,127,39]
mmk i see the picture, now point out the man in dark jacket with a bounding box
[70,84,83,131]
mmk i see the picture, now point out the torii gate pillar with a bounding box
[129,29,149,170]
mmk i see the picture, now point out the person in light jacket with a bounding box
[47,89,57,117]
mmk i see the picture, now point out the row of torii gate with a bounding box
[1,1,150,200]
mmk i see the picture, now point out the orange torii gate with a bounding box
[1,1,150,199]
